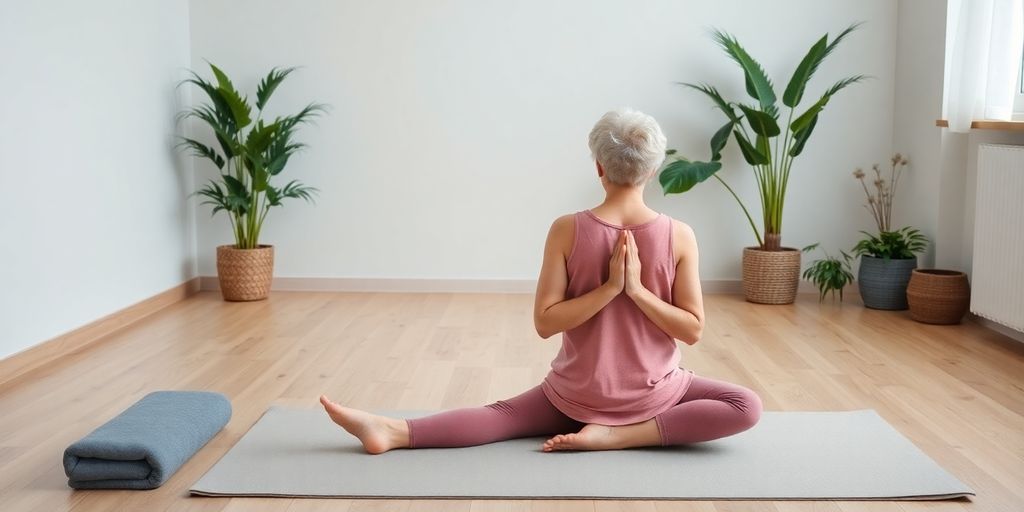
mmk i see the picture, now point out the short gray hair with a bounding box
[588,108,668,186]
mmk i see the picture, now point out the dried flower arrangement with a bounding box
[851,153,928,260]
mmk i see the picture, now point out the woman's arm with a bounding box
[533,215,625,339]
[625,223,705,345]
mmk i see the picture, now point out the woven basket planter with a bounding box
[216,244,274,302]
[857,255,916,310]
[906,269,970,324]
[742,247,801,305]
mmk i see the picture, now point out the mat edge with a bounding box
[188,490,974,501]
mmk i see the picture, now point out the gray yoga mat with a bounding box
[191,407,974,500]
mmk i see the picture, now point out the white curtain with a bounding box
[946,0,1024,132]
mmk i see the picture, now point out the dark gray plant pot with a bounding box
[857,255,917,310]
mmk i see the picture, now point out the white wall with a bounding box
[892,0,946,269]
[894,0,1024,276]
[0,0,195,359]
[188,0,898,282]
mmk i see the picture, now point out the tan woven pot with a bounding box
[742,246,801,304]
[906,269,970,324]
[216,244,274,301]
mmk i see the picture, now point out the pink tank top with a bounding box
[540,209,695,425]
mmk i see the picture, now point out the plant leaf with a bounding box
[252,168,269,192]
[738,104,780,137]
[755,134,771,162]
[789,23,864,113]
[245,120,279,154]
[177,137,225,169]
[265,186,281,206]
[790,75,867,133]
[788,113,819,157]
[733,130,769,165]
[659,159,723,194]
[783,35,828,107]
[822,22,864,62]
[711,29,777,113]
[278,180,319,204]
[222,174,247,197]
[182,72,236,132]
[209,63,252,129]
[710,121,735,161]
[256,67,296,111]
[679,82,740,122]
[790,95,829,134]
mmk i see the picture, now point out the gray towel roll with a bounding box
[63,390,232,489]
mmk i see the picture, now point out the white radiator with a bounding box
[972,144,1024,331]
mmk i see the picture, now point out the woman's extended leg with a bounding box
[653,374,763,446]
[320,384,585,453]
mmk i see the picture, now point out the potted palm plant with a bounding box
[660,24,865,304]
[178,63,326,301]
[851,154,928,309]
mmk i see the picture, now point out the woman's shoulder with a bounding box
[546,213,579,254]
[667,216,695,238]
[549,212,578,232]
[668,217,698,262]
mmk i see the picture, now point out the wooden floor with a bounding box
[1,291,1022,512]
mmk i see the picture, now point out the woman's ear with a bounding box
[596,161,604,178]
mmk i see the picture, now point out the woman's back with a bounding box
[540,209,695,425]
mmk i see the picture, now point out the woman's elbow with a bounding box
[536,327,559,340]
[678,323,704,345]
[678,332,701,346]
[534,316,555,340]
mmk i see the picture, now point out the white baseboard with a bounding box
[198,276,858,296]
[199,276,538,293]
[968,314,1024,344]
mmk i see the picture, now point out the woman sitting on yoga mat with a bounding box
[320,108,763,454]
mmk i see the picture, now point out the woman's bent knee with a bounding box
[737,388,763,430]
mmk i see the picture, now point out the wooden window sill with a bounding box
[936,119,1024,131]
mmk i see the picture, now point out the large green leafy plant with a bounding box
[660,25,865,250]
[178,64,326,249]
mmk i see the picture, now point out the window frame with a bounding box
[1016,11,1024,119]
[1016,47,1024,119]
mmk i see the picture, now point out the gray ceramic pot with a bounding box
[857,255,917,310]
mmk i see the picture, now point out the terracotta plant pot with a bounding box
[906,269,971,324]
[216,244,274,301]
[742,246,801,304]
[857,255,916,310]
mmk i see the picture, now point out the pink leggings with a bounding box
[406,374,763,448]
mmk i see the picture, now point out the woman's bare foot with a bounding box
[319,395,409,454]
[542,419,662,452]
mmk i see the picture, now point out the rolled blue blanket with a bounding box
[63,390,231,489]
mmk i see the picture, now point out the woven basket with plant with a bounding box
[178,63,326,301]
[850,154,928,310]
[658,24,865,304]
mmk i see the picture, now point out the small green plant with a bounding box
[177,63,327,249]
[852,227,928,260]
[801,243,855,302]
